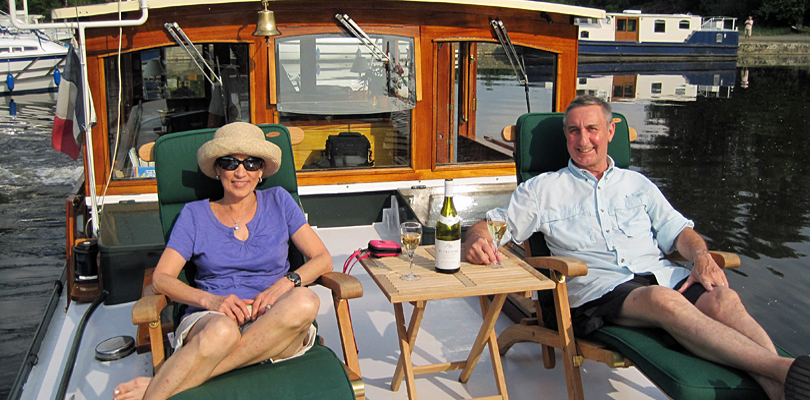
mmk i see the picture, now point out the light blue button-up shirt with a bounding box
[502,157,694,308]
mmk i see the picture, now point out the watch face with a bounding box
[287,272,301,286]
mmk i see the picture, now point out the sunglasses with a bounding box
[215,156,265,172]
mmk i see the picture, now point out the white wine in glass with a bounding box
[400,222,422,281]
[486,210,507,268]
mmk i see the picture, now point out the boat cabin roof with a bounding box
[53,0,605,20]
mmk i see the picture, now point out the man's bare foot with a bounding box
[113,376,151,400]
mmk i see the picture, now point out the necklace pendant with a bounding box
[233,224,240,233]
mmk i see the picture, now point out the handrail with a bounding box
[7,269,65,400]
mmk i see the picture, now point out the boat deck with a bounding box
[22,225,668,400]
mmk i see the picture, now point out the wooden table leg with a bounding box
[392,301,426,399]
[458,294,507,385]
[482,296,508,399]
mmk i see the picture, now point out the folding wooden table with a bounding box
[360,246,555,400]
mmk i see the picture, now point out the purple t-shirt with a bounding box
[167,187,307,317]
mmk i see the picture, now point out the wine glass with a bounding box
[486,209,508,269]
[400,222,422,281]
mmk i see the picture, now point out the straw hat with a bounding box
[197,122,282,179]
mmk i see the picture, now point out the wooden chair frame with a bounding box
[132,267,366,398]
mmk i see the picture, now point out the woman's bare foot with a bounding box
[113,376,151,400]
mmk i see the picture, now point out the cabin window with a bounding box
[651,82,663,94]
[679,20,690,29]
[580,31,590,39]
[104,43,250,180]
[628,19,638,32]
[275,33,416,171]
[655,20,666,33]
[616,19,627,32]
[435,41,555,166]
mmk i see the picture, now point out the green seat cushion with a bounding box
[592,325,793,400]
[169,339,354,400]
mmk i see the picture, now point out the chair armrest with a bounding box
[316,272,363,300]
[523,256,588,277]
[133,294,168,325]
[666,250,741,269]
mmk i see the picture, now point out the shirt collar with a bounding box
[567,156,616,181]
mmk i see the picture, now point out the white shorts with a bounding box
[173,308,317,364]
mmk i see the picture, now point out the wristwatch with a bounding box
[285,271,301,287]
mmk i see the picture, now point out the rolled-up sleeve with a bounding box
[646,184,694,254]
[503,177,544,245]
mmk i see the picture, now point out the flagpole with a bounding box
[77,28,101,238]
[8,0,149,238]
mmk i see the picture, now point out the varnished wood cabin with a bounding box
[53,0,604,197]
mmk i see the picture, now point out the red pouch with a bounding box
[367,239,402,258]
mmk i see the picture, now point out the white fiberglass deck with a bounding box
[21,224,668,400]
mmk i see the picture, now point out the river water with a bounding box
[1,64,809,397]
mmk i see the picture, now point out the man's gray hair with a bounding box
[564,95,612,127]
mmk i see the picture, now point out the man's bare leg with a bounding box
[694,286,784,399]
[613,285,793,400]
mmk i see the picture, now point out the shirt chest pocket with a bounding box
[547,212,597,251]
[615,196,652,238]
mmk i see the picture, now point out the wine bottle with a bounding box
[435,179,461,273]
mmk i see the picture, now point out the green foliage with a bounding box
[757,0,809,27]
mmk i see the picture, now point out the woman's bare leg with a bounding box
[209,287,319,377]
[114,314,240,400]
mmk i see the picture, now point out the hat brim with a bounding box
[197,133,282,179]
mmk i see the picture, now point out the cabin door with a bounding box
[615,17,639,42]
[435,42,478,164]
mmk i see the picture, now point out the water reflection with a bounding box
[585,64,810,355]
[577,61,737,102]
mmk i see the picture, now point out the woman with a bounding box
[114,122,333,400]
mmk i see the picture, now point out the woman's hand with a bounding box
[250,279,294,319]
[205,294,254,324]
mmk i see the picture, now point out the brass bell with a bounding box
[252,0,281,37]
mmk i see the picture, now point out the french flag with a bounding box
[52,45,96,161]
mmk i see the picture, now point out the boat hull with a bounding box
[0,48,66,95]
[579,34,738,62]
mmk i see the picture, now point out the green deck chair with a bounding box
[497,112,790,400]
[131,124,364,400]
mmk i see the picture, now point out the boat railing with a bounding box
[701,17,737,31]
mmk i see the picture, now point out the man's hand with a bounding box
[678,251,728,292]
[464,221,501,265]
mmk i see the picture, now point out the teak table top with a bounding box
[360,246,555,303]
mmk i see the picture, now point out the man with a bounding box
[745,16,754,39]
[465,95,810,400]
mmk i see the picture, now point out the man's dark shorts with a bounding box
[570,274,707,337]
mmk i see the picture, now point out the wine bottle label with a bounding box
[435,239,461,271]
[437,214,461,226]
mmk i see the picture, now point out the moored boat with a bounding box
[576,10,739,62]
[0,11,69,95]
[8,1,676,399]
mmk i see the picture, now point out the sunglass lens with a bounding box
[244,158,264,171]
[216,157,263,171]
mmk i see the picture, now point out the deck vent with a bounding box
[95,336,135,361]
